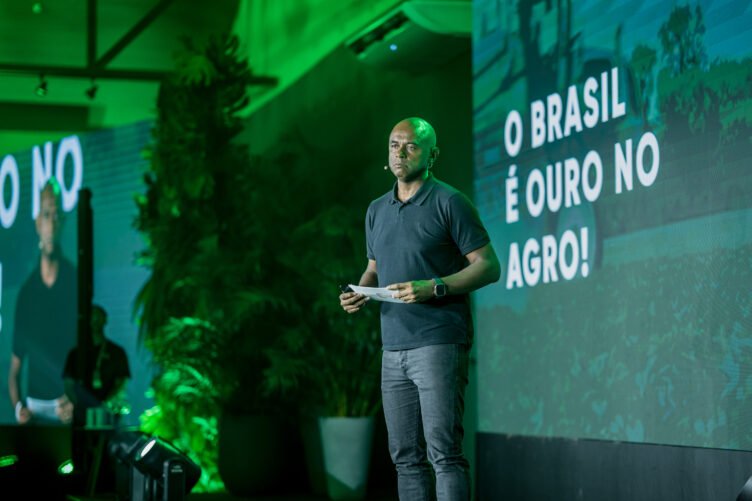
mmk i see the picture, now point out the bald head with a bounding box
[388,117,440,181]
[40,178,62,209]
[392,117,437,149]
[36,178,63,258]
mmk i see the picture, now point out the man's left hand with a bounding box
[386,280,435,303]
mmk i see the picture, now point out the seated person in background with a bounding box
[63,304,130,426]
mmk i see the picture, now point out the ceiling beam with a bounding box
[0,0,277,88]
[87,0,97,68]
[0,63,278,86]
[95,0,175,69]
[0,64,166,81]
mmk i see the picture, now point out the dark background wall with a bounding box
[239,44,474,207]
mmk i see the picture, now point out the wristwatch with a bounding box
[433,277,447,297]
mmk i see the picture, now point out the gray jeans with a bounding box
[381,344,470,501]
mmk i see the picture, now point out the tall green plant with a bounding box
[265,205,382,417]
[135,33,384,492]
[134,35,290,491]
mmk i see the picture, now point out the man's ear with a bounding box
[430,146,440,168]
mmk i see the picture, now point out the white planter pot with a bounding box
[318,416,375,500]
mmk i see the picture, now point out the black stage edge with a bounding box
[0,424,73,498]
[477,432,752,501]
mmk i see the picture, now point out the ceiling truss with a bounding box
[0,0,277,86]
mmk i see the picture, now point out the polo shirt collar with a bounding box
[389,174,436,206]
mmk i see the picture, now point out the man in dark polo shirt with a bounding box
[9,179,77,425]
[340,117,500,500]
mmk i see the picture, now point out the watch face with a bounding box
[435,283,447,297]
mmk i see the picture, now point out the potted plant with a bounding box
[264,205,382,500]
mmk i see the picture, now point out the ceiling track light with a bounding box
[85,79,98,100]
[35,74,48,97]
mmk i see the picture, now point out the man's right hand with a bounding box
[15,402,32,424]
[340,292,369,314]
[55,395,73,424]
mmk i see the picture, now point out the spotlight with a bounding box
[347,10,408,58]
[57,459,74,476]
[109,431,201,501]
[35,74,48,97]
[85,79,98,100]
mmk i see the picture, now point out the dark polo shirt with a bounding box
[366,175,490,350]
[13,257,77,400]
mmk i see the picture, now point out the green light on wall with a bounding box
[57,459,74,475]
[31,3,43,15]
[0,455,19,468]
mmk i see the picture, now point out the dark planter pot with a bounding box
[218,412,286,496]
